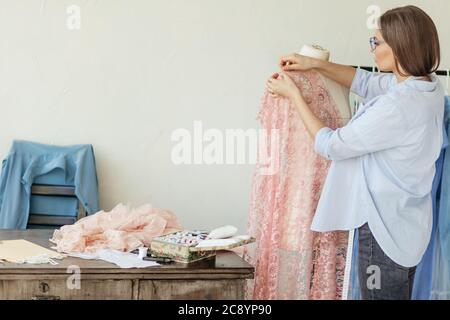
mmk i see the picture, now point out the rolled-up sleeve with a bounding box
[314,98,407,161]
[351,68,395,100]
[314,127,334,160]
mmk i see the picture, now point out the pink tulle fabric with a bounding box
[245,70,349,300]
[50,203,182,253]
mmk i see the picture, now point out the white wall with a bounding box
[0,0,448,232]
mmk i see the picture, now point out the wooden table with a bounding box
[0,230,254,300]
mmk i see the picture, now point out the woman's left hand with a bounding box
[266,72,300,100]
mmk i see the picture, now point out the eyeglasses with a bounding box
[369,37,385,52]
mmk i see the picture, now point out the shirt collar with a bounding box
[391,73,440,93]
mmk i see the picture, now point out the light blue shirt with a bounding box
[311,68,445,267]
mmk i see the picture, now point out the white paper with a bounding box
[68,249,159,268]
[195,238,238,248]
[232,235,251,241]
[195,234,252,248]
[207,225,238,239]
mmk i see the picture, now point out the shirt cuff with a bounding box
[314,127,334,160]
[350,68,367,97]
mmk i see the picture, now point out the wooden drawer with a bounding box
[0,279,133,300]
[139,279,245,300]
[0,230,254,300]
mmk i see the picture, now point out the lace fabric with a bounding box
[50,203,182,254]
[245,70,349,300]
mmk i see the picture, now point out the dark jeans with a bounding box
[358,223,417,300]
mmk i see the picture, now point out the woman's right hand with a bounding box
[279,53,319,72]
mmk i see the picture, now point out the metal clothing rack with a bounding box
[351,65,450,76]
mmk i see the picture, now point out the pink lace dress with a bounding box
[245,70,349,300]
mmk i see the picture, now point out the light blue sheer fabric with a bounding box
[412,134,447,299]
[349,229,361,300]
[430,96,450,299]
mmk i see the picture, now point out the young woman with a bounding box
[267,5,444,300]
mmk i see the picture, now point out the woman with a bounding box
[267,5,444,300]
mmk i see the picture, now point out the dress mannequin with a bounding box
[245,45,351,300]
[299,44,352,122]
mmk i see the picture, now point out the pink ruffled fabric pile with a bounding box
[50,203,182,253]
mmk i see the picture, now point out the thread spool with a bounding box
[138,247,148,259]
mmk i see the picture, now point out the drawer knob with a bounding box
[39,282,50,293]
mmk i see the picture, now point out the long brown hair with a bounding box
[379,5,441,77]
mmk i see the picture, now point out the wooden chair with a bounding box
[27,184,86,228]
